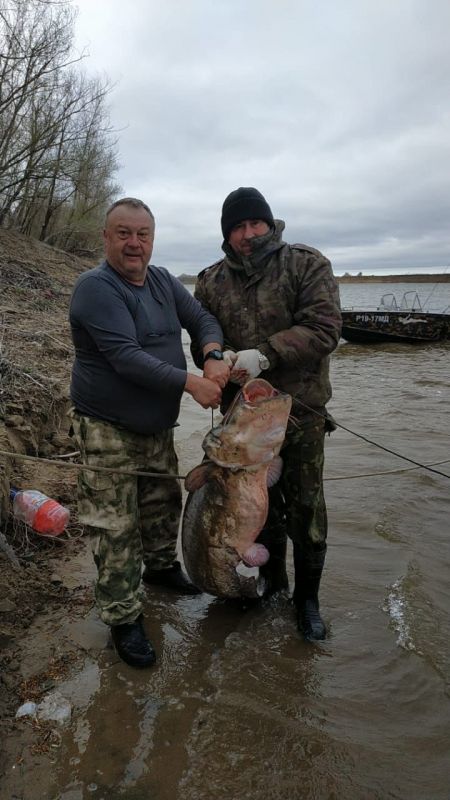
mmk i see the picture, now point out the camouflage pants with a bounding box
[69,410,182,626]
[264,414,327,561]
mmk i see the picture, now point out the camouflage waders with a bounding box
[256,413,327,595]
[278,414,327,550]
[69,410,182,626]
[259,413,327,551]
[277,412,328,639]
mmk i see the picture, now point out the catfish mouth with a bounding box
[203,379,292,468]
[221,378,280,424]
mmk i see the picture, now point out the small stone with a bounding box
[50,573,63,585]
[5,414,26,429]
[1,672,16,690]
[37,690,72,725]
[0,599,15,613]
[16,701,37,718]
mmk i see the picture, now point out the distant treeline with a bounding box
[177,272,450,285]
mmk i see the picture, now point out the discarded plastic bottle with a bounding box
[10,487,70,536]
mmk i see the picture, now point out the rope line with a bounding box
[292,398,450,480]
[0,449,186,480]
[324,459,450,481]
[1,448,448,483]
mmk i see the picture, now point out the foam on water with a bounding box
[383,577,420,653]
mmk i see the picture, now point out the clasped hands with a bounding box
[194,348,265,410]
[203,349,263,388]
[222,349,263,385]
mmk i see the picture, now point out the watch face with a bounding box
[205,349,223,361]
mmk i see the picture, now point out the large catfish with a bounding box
[181,378,292,599]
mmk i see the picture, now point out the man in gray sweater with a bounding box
[69,197,229,668]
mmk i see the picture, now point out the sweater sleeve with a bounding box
[189,273,215,368]
[170,274,223,346]
[70,275,187,393]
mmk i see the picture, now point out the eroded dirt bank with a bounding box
[0,228,92,788]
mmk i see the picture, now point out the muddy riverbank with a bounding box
[1,232,449,799]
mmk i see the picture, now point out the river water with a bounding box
[53,283,450,799]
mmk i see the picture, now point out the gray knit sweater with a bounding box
[70,261,222,434]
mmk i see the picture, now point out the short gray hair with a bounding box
[105,197,155,226]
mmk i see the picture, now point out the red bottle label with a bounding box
[33,499,69,535]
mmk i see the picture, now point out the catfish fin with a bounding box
[185,462,214,492]
[266,456,283,487]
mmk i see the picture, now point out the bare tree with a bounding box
[0,0,120,253]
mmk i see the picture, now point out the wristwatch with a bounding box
[257,351,270,371]
[204,349,224,363]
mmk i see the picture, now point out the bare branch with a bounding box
[0,0,121,247]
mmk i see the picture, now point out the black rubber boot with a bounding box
[110,615,156,668]
[293,544,327,641]
[258,527,289,597]
[142,560,201,595]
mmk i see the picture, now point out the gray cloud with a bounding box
[75,0,450,274]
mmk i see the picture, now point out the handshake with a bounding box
[222,348,270,385]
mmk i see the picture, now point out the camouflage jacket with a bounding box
[193,220,342,411]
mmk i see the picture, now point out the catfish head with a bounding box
[203,378,292,469]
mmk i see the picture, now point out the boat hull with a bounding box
[341,310,449,344]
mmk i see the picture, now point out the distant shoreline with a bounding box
[336,273,450,283]
[177,272,449,285]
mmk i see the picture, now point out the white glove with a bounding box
[230,349,263,384]
[222,350,238,368]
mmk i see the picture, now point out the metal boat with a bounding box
[341,292,450,344]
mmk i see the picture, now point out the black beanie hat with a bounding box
[221,187,274,240]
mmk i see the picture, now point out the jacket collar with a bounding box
[221,219,286,275]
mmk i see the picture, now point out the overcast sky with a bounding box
[74,0,450,275]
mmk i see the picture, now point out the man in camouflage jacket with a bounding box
[193,187,342,641]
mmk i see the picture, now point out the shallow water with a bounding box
[53,283,450,798]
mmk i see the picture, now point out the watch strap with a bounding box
[204,349,224,363]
